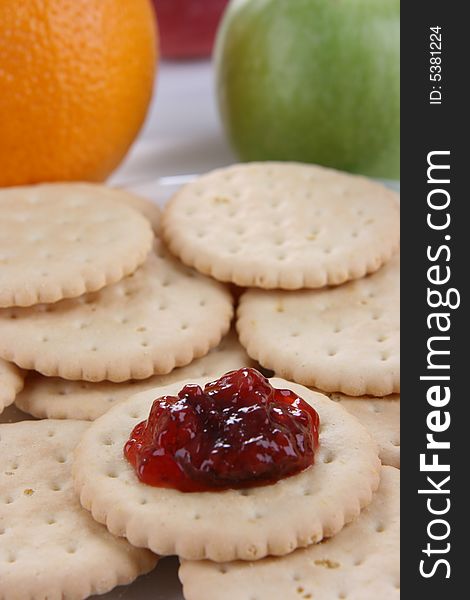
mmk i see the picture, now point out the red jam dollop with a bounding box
[124,368,320,492]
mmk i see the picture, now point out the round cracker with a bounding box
[0,359,24,415]
[179,466,399,600]
[162,162,400,290]
[0,420,157,599]
[0,239,233,382]
[238,254,400,396]
[16,331,255,421]
[72,377,380,562]
[0,183,154,308]
[328,393,400,468]
[114,190,161,233]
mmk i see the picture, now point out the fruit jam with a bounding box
[124,368,320,492]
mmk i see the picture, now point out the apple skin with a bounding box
[215,0,400,179]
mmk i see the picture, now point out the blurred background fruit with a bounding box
[153,0,228,59]
[0,0,157,187]
[215,0,400,179]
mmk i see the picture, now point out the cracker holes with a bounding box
[218,566,228,574]
[41,336,49,343]
[6,552,16,564]
[136,326,147,333]
[47,430,56,438]
[56,455,66,464]
[0,528,5,535]
[159,304,168,311]
[381,352,390,362]
[140,498,148,506]
[303,489,314,497]
[46,517,57,525]
[353,557,364,566]
[239,489,251,497]
[50,483,62,492]
[199,299,206,307]
[338,593,348,599]
[181,323,189,331]
[119,317,130,325]
[322,452,335,465]
[375,523,386,533]
[351,231,359,238]
[102,437,114,446]
[193,514,201,520]
[327,349,338,357]
[197,231,206,239]
[129,411,140,419]
[90,346,98,352]
[377,335,387,343]
[333,325,342,334]
[107,470,118,479]
[291,332,300,338]
[371,312,381,321]
[79,322,89,330]
[392,439,400,448]
[4,496,14,505]
[66,545,78,554]
[141,341,149,348]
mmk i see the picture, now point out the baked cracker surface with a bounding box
[0,419,157,599]
[238,253,400,396]
[0,183,154,308]
[0,239,234,382]
[16,331,255,421]
[328,393,400,468]
[0,360,24,415]
[179,466,399,600]
[72,377,380,562]
[162,162,399,289]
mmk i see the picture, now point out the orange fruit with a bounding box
[0,0,158,187]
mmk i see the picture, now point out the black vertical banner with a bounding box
[401,2,466,598]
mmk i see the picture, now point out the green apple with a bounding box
[215,0,400,178]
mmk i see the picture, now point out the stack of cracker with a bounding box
[0,162,399,600]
